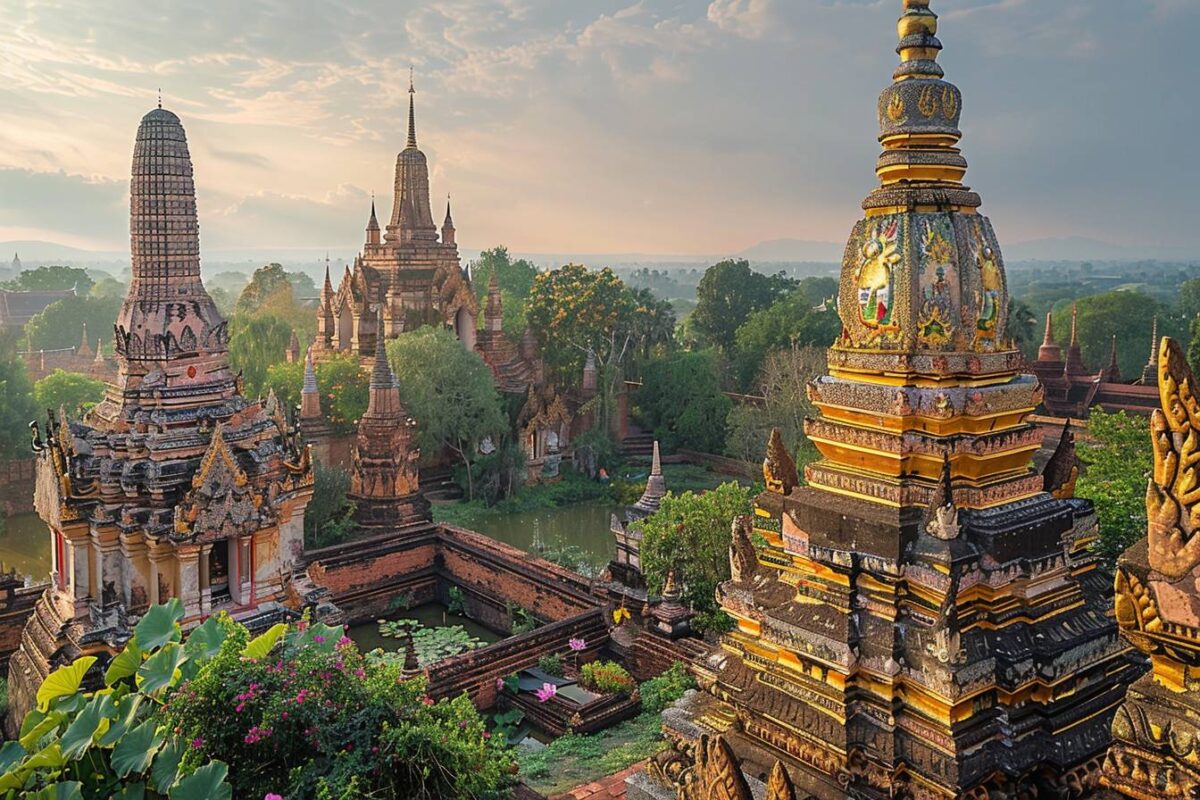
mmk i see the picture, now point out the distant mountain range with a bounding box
[2,235,1194,276]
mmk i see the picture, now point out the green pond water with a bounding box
[459,501,618,577]
[347,602,503,653]
[0,499,621,588]
[0,512,50,583]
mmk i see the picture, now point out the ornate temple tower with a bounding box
[609,441,666,592]
[1101,338,1200,798]
[657,3,1140,798]
[6,106,314,735]
[312,75,476,358]
[348,317,429,530]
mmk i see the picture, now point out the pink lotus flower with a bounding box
[568,637,586,651]
[535,682,557,703]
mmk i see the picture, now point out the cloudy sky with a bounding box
[0,0,1196,258]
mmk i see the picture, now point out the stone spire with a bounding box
[631,441,666,517]
[406,68,418,149]
[349,312,428,529]
[1099,334,1121,383]
[1064,303,1089,378]
[321,262,334,304]
[368,312,400,409]
[115,106,226,365]
[442,195,456,246]
[300,346,321,420]
[386,71,438,245]
[1037,311,1062,362]
[484,270,503,333]
[77,322,92,359]
[366,199,381,246]
[93,339,104,365]
[286,329,300,364]
[1138,316,1160,386]
[581,347,598,398]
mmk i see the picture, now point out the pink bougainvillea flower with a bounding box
[568,637,586,651]
[535,682,558,703]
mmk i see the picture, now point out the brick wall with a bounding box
[0,459,36,516]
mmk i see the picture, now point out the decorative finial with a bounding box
[157,87,161,109]
[1070,303,1079,346]
[1149,315,1159,363]
[406,69,418,149]
[1042,312,1055,347]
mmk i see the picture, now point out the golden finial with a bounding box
[406,68,418,149]
[157,87,162,109]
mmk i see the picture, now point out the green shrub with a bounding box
[639,662,695,714]
[579,661,636,696]
[538,654,565,677]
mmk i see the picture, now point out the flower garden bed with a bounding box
[500,664,641,737]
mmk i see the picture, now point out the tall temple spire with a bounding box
[1100,334,1121,383]
[631,441,666,517]
[441,194,456,246]
[300,346,321,420]
[1037,310,1062,362]
[386,69,438,244]
[1137,315,1161,386]
[78,322,92,358]
[407,67,417,150]
[1065,303,1089,378]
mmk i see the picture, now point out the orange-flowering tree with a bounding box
[525,264,636,380]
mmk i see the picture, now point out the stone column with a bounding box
[119,530,151,612]
[92,524,123,609]
[198,543,212,617]
[61,522,92,620]
[146,538,172,607]
[176,544,202,620]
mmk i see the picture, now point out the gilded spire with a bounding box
[1070,304,1079,346]
[406,68,417,150]
[869,0,975,209]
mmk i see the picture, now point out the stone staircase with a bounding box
[620,431,656,461]
[420,466,463,504]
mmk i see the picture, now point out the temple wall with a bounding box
[426,609,608,708]
[0,584,45,676]
[0,459,35,516]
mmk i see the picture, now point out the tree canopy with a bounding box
[690,259,793,351]
[725,345,824,466]
[525,263,635,379]
[262,351,368,430]
[387,326,506,499]
[1076,410,1151,566]
[24,294,122,352]
[637,350,731,454]
[0,330,39,459]
[731,277,839,388]
[2,265,93,294]
[33,369,106,417]
[471,246,539,334]
[635,482,752,633]
[228,314,293,398]
[1050,291,1178,380]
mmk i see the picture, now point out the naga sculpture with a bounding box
[676,735,797,800]
[1102,337,1200,798]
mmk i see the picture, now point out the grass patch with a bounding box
[515,662,694,795]
[515,711,666,795]
[433,467,611,528]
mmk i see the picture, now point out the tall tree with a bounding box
[731,277,839,388]
[33,369,106,416]
[387,326,506,500]
[23,294,123,351]
[525,263,635,380]
[691,259,793,351]
[635,482,752,633]
[1076,410,1151,567]
[2,265,93,294]
[725,345,825,465]
[637,350,732,453]
[627,287,677,363]
[0,330,39,458]
[1006,298,1037,359]
[470,246,539,335]
[228,314,293,397]
[1058,291,1178,379]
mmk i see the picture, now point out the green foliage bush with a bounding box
[537,654,564,677]
[0,331,39,459]
[636,350,731,453]
[303,462,356,549]
[635,481,752,632]
[639,662,695,714]
[33,369,105,417]
[579,661,635,696]
[23,294,121,352]
[1077,410,1152,566]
